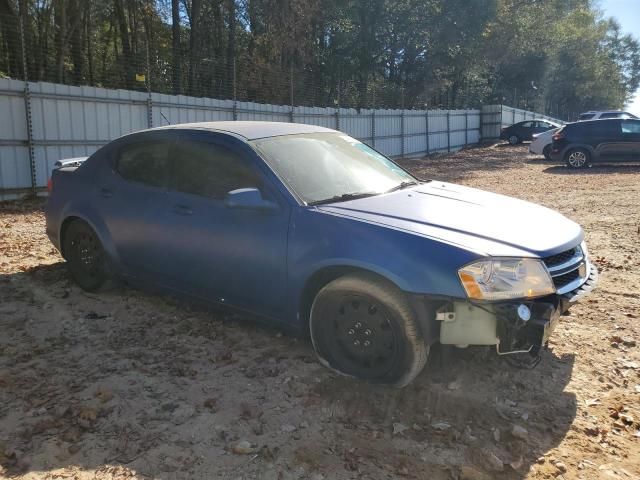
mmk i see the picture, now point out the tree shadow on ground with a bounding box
[542,164,640,175]
[0,197,45,216]
[1,262,576,479]
[311,343,576,479]
[0,263,307,479]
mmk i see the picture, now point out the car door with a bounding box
[96,131,175,282]
[159,132,290,320]
[620,120,640,161]
[536,121,555,134]
[593,120,624,161]
[518,121,535,140]
[532,121,547,135]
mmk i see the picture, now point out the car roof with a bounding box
[148,121,337,140]
[516,119,557,124]
[567,118,629,128]
[580,110,629,115]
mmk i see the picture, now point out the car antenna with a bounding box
[160,111,171,125]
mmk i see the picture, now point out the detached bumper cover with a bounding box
[435,263,599,351]
[498,264,598,351]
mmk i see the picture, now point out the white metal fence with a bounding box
[0,78,562,199]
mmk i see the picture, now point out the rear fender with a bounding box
[59,204,123,273]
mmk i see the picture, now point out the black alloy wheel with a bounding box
[63,220,110,292]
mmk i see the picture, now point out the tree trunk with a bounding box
[69,0,85,84]
[188,0,201,96]
[226,0,236,99]
[113,0,133,88]
[171,0,181,94]
[54,0,66,83]
[86,3,94,85]
[0,0,22,78]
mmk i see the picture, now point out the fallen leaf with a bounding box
[95,387,113,403]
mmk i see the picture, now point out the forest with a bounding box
[1,0,639,118]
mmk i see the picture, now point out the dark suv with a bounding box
[550,119,640,168]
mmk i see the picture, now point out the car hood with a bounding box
[317,182,583,258]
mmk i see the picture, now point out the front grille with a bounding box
[550,268,580,290]
[543,247,577,268]
[542,245,586,293]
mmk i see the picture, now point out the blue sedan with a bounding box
[46,122,597,386]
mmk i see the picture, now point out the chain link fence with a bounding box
[0,11,483,110]
[0,12,564,199]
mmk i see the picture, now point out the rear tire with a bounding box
[508,135,520,145]
[309,273,428,387]
[565,148,590,169]
[543,144,552,161]
[63,220,110,292]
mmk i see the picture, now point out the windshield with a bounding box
[251,132,418,204]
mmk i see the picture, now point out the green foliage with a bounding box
[0,0,638,117]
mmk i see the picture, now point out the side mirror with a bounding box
[224,188,277,212]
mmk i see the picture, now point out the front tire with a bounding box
[63,220,110,292]
[565,148,590,169]
[309,273,428,387]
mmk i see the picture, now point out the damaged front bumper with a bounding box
[437,264,598,356]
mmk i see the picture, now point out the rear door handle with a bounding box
[172,204,193,215]
[100,187,114,198]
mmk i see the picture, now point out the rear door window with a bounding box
[116,142,169,188]
[621,121,640,134]
[169,141,261,199]
[585,121,621,136]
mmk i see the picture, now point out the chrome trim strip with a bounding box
[555,260,590,295]
[546,250,584,274]
[562,264,598,303]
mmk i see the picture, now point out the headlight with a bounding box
[458,258,555,301]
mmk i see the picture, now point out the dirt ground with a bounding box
[1,144,639,480]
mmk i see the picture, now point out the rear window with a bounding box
[578,113,595,121]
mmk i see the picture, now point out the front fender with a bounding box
[287,208,479,327]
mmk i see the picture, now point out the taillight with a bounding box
[47,177,53,193]
[552,131,565,142]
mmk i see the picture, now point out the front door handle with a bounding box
[172,204,193,215]
[100,187,114,198]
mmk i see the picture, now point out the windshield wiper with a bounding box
[385,180,420,193]
[308,191,380,206]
